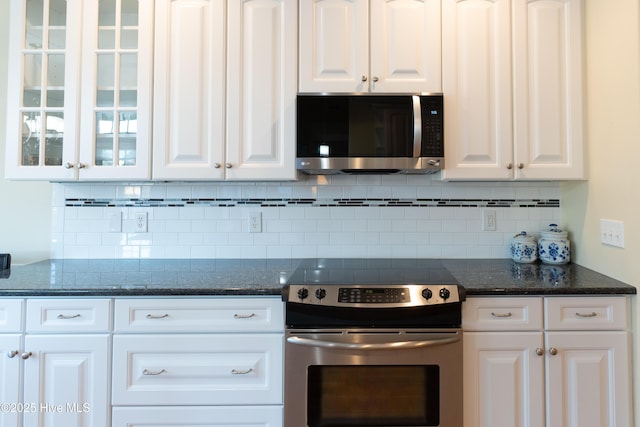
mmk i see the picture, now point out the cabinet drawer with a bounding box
[112,406,283,427]
[25,299,111,332]
[112,334,283,405]
[0,299,23,332]
[544,297,629,330]
[114,297,284,333]
[462,297,543,331]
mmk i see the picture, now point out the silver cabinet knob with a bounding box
[549,347,558,356]
[225,163,232,169]
[64,162,75,169]
[214,163,221,169]
[7,350,19,358]
[361,75,368,82]
[507,163,514,170]
[372,76,379,82]
[517,163,524,169]
[535,348,544,356]
[77,162,87,169]
[21,352,33,360]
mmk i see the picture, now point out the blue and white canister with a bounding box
[510,232,538,263]
[538,224,571,264]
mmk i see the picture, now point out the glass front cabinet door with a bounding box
[5,0,153,180]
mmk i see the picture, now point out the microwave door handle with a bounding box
[286,334,460,351]
[412,95,422,158]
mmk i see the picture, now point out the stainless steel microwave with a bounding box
[296,94,444,174]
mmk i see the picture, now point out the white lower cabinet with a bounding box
[0,298,111,427]
[111,297,284,427]
[463,296,632,427]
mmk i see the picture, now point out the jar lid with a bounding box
[512,231,536,243]
[541,223,568,238]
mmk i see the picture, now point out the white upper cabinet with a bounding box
[5,0,153,181]
[299,0,441,93]
[152,0,226,180]
[79,0,154,180]
[153,0,297,181]
[442,0,586,180]
[226,0,297,180]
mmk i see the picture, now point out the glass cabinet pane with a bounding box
[19,0,68,168]
[93,0,141,169]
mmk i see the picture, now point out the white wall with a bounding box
[561,0,640,424]
[0,0,53,265]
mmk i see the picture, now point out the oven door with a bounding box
[284,328,462,427]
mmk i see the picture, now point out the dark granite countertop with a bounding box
[0,258,635,297]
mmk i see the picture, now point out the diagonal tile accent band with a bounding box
[65,198,560,208]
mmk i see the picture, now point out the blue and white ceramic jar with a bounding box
[538,224,571,264]
[510,232,538,263]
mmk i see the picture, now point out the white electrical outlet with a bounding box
[483,209,497,231]
[249,212,262,233]
[600,219,624,248]
[134,212,148,232]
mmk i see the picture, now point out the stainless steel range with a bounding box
[282,259,465,427]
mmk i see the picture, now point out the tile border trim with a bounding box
[65,198,560,208]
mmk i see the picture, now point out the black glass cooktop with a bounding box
[286,258,459,286]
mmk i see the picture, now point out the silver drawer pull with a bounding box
[57,314,81,319]
[146,314,170,319]
[231,368,253,375]
[575,312,597,318]
[491,312,512,318]
[234,313,256,319]
[143,369,166,376]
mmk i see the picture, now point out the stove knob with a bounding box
[421,288,433,300]
[315,288,327,300]
[297,288,309,300]
[439,288,451,300]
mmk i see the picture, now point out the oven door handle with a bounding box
[286,334,460,351]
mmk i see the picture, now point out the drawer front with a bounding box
[112,333,283,405]
[114,298,284,333]
[112,406,283,427]
[545,296,629,330]
[25,299,111,332]
[0,299,23,332]
[462,297,543,331]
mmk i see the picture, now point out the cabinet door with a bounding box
[299,0,369,93]
[464,331,545,427]
[5,0,82,180]
[226,0,297,180]
[22,334,110,427]
[152,0,226,180]
[545,331,631,427]
[0,335,22,427]
[370,0,441,93]
[78,0,153,180]
[441,0,513,180]
[512,0,585,180]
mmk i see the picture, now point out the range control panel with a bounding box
[284,284,463,308]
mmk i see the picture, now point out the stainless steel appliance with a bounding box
[296,95,444,174]
[282,259,465,427]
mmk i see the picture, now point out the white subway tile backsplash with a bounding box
[52,178,562,259]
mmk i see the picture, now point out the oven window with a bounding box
[307,365,439,427]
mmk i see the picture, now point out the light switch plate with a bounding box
[108,212,122,232]
[600,219,624,248]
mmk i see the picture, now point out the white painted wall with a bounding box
[0,0,53,265]
[561,0,640,424]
